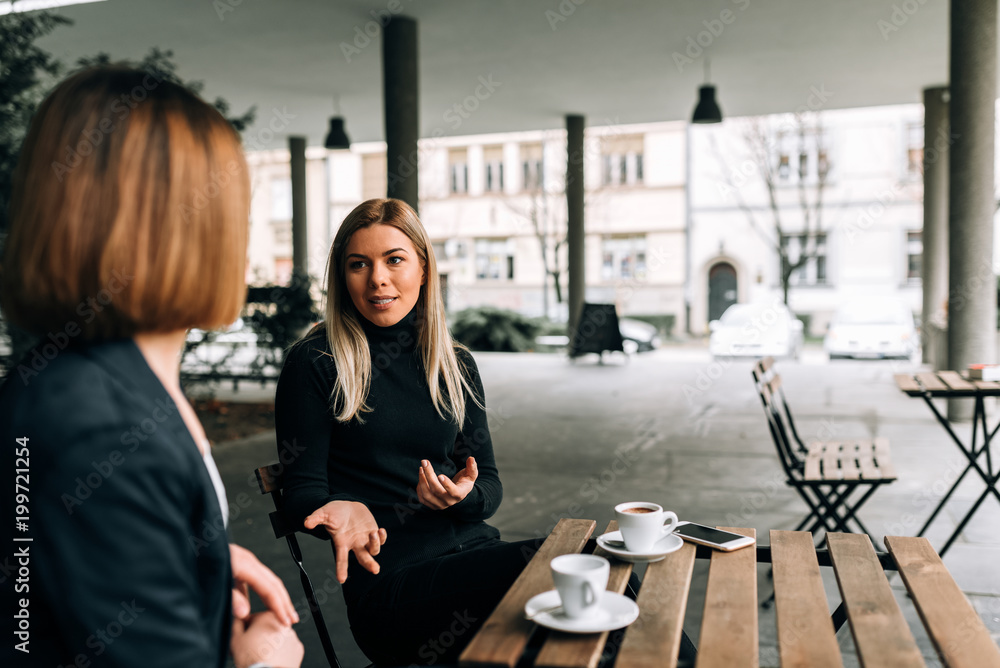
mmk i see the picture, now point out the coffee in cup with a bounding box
[614,502,679,552]
[550,554,609,619]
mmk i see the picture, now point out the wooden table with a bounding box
[459,518,1000,668]
[894,371,1000,556]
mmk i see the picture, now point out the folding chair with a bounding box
[751,357,896,548]
[254,463,343,668]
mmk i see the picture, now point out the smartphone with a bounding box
[673,522,756,552]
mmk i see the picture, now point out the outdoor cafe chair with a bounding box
[751,357,897,548]
[253,462,344,668]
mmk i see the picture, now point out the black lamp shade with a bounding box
[324,117,351,149]
[691,85,723,124]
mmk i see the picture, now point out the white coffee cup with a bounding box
[550,554,609,619]
[614,502,679,553]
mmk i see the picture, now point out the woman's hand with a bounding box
[416,457,478,510]
[304,501,386,583]
[231,611,304,668]
[229,544,299,626]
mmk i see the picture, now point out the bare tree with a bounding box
[712,113,831,306]
[503,184,567,319]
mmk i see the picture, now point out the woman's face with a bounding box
[344,223,426,328]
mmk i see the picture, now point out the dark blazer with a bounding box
[0,338,231,667]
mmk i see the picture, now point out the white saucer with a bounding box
[524,590,639,633]
[596,530,684,563]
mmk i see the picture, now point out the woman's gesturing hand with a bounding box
[230,544,299,626]
[416,457,478,510]
[304,501,387,583]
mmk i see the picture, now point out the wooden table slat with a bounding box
[894,373,922,394]
[973,379,1000,392]
[916,372,949,392]
[840,442,861,480]
[938,370,977,392]
[857,444,880,480]
[535,522,635,668]
[885,535,1000,668]
[696,527,758,668]
[770,530,844,668]
[873,437,896,479]
[827,532,924,667]
[459,518,596,668]
[615,542,698,668]
[822,444,843,480]
[804,451,822,480]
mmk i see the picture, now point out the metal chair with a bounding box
[751,357,896,547]
[253,463,342,668]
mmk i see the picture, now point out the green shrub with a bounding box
[450,306,541,352]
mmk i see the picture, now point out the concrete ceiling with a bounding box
[35,0,953,148]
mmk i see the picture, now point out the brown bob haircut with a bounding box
[0,65,250,341]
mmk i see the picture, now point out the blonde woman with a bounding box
[276,198,535,665]
[0,66,302,668]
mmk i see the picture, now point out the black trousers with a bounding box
[343,536,697,667]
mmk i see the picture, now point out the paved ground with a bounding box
[212,343,1000,667]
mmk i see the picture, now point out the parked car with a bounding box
[825,298,917,360]
[709,302,804,360]
[619,318,661,354]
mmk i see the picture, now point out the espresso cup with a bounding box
[550,554,609,619]
[614,502,679,553]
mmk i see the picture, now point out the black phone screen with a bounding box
[674,524,745,544]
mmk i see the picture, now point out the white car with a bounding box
[825,298,917,360]
[709,302,804,360]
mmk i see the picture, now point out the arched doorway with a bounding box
[708,262,738,322]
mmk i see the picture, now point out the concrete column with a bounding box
[383,16,419,212]
[922,86,949,368]
[947,0,996,421]
[566,114,585,333]
[289,135,308,281]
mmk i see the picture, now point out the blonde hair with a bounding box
[311,198,479,424]
[0,65,250,340]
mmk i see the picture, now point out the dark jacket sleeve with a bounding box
[29,421,228,666]
[444,349,503,522]
[275,337,362,531]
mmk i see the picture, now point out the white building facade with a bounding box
[247,121,689,332]
[689,105,927,336]
[245,104,960,338]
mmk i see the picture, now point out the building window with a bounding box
[775,129,830,183]
[601,235,647,281]
[780,233,828,286]
[484,145,504,193]
[269,177,293,247]
[906,122,923,178]
[521,142,543,191]
[270,177,292,221]
[600,134,644,187]
[907,230,922,282]
[432,239,467,262]
[362,153,387,200]
[449,148,468,194]
[475,238,515,280]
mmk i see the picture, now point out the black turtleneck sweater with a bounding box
[274,308,502,594]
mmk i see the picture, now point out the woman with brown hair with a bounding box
[276,198,536,665]
[0,66,302,668]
